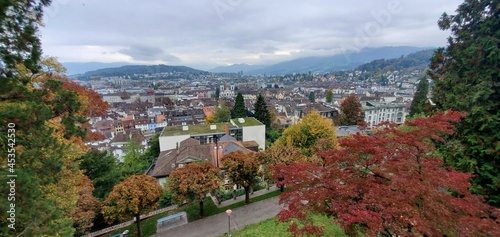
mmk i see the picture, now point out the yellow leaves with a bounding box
[278,111,337,155]
[44,169,84,218]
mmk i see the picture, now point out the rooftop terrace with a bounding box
[161,117,263,136]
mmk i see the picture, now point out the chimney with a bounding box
[225,123,229,136]
[176,142,179,154]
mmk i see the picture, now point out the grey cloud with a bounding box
[40,0,465,68]
[119,45,179,62]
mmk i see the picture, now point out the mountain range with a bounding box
[64,46,434,77]
[209,46,432,75]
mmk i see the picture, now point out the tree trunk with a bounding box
[136,214,142,237]
[244,186,250,204]
[199,199,204,217]
[278,177,285,192]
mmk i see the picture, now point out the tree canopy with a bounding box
[79,150,122,200]
[429,0,500,206]
[168,162,221,217]
[102,175,162,237]
[273,110,500,237]
[207,101,231,123]
[277,111,337,156]
[121,137,149,178]
[335,94,364,126]
[1,31,105,236]
[222,151,261,204]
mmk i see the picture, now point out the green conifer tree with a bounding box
[429,0,500,206]
[233,92,246,118]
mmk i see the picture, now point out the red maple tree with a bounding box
[272,110,500,236]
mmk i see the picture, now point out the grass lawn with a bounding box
[221,215,349,237]
[102,190,281,237]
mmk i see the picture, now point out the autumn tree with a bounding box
[253,93,271,129]
[167,162,221,217]
[335,94,364,126]
[73,176,101,236]
[272,111,500,237]
[278,111,337,156]
[222,151,260,204]
[429,0,500,206]
[1,57,105,236]
[257,143,312,192]
[233,92,246,118]
[102,175,162,237]
[325,89,333,103]
[408,77,429,117]
[0,2,109,235]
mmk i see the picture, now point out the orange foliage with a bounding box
[62,80,109,117]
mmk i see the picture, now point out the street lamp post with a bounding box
[226,209,232,236]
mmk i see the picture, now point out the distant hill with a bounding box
[209,63,266,73]
[355,49,436,77]
[62,62,132,75]
[78,64,207,80]
[243,46,430,75]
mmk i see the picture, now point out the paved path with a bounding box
[153,194,282,237]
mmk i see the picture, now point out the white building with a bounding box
[362,101,408,127]
[159,117,266,152]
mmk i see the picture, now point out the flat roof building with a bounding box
[159,117,266,152]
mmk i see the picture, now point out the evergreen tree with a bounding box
[254,93,271,129]
[0,2,109,235]
[214,87,220,100]
[325,89,333,103]
[79,150,122,200]
[429,0,500,206]
[233,92,246,118]
[308,91,315,102]
[409,77,429,117]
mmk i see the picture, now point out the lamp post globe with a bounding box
[226,209,232,236]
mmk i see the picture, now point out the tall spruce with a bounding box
[409,77,429,117]
[429,0,500,206]
[254,93,271,129]
[233,92,246,118]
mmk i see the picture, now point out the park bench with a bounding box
[156,211,188,233]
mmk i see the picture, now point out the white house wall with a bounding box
[242,125,266,150]
[159,134,191,151]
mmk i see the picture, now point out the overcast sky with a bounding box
[40,0,463,70]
